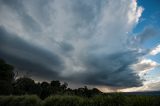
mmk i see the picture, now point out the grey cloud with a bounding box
[58,41,74,53]
[72,0,103,23]
[146,82,160,91]
[21,0,53,26]
[0,26,64,80]
[80,51,145,87]
[60,50,146,88]
[0,25,145,87]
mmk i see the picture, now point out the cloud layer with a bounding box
[0,0,159,88]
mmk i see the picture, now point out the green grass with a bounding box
[0,94,160,106]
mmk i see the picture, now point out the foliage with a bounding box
[43,95,84,106]
[0,80,13,95]
[125,95,160,106]
[13,77,36,95]
[0,95,41,106]
[0,58,14,95]
[0,59,14,82]
[0,95,160,106]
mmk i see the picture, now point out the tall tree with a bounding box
[13,77,36,95]
[0,58,15,95]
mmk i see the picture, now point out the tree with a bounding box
[40,81,51,99]
[0,58,14,82]
[61,82,68,90]
[50,80,61,94]
[51,80,60,87]
[13,77,36,95]
[0,80,13,95]
[92,88,101,94]
[0,58,14,95]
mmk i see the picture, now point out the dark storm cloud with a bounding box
[65,51,146,87]
[0,26,64,79]
[0,0,151,88]
[0,25,145,87]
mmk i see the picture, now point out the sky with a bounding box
[0,0,160,92]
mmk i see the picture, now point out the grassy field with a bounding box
[0,94,160,106]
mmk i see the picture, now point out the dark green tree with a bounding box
[0,58,14,82]
[50,80,61,94]
[51,80,60,87]
[40,81,52,99]
[0,80,13,95]
[13,77,36,95]
[0,58,14,95]
[61,82,68,90]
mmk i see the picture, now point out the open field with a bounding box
[0,94,160,106]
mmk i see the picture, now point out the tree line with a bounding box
[0,58,101,99]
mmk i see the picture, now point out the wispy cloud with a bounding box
[150,45,160,55]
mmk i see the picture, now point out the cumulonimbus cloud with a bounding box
[0,0,159,88]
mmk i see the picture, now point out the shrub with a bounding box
[0,94,160,106]
[43,95,84,106]
[125,95,160,106]
[0,95,41,106]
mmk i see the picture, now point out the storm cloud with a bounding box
[0,26,64,79]
[0,0,158,88]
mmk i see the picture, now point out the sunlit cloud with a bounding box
[150,45,160,55]
[132,59,160,73]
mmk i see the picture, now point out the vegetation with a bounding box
[0,95,160,106]
[0,58,160,106]
[0,95,41,106]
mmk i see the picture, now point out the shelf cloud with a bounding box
[0,0,159,89]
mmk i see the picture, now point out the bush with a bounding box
[0,95,41,106]
[125,95,160,106]
[43,95,84,106]
[0,80,13,95]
